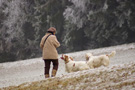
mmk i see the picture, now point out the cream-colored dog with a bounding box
[85,51,116,69]
[61,54,89,73]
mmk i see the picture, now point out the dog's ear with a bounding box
[88,56,91,59]
[65,55,68,60]
[70,57,73,61]
[85,53,90,60]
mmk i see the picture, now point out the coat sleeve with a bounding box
[52,36,60,48]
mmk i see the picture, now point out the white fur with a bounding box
[86,51,116,69]
[66,60,90,73]
[62,55,89,73]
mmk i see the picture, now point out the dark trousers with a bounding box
[44,59,58,75]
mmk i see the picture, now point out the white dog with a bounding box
[61,54,89,73]
[86,51,116,69]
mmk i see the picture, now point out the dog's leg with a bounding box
[103,61,109,67]
[90,65,94,69]
[65,67,70,73]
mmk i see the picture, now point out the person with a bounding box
[40,27,60,78]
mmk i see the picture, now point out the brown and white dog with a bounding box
[85,51,116,69]
[61,54,89,73]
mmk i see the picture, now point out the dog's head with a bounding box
[85,53,93,61]
[61,54,73,63]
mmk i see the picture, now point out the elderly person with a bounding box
[40,27,60,78]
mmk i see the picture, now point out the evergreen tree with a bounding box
[63,0,135,50]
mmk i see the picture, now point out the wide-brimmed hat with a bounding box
[47,27,56,33]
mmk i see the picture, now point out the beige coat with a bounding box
[40,33,60,59]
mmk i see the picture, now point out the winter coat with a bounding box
[40,33,60,60]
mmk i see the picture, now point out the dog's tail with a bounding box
[107,51,116,58]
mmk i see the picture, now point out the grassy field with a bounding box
[0,43,135,89]
[1,62,135,90]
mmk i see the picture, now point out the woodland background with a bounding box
[0,0,135,63]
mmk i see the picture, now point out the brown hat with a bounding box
[47,27,56,33]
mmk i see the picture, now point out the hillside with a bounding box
[0,43,135,89]
[2,62,135,90]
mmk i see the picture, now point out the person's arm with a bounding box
[52,36,60,48]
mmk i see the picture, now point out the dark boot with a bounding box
[51,69,57,77]
[45,74,49,78]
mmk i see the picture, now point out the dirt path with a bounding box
[0,43,135,88]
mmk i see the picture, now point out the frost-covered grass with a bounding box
[0,43,135,89]
[1,62,135,90]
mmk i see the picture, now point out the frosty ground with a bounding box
[0,43,135,89]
